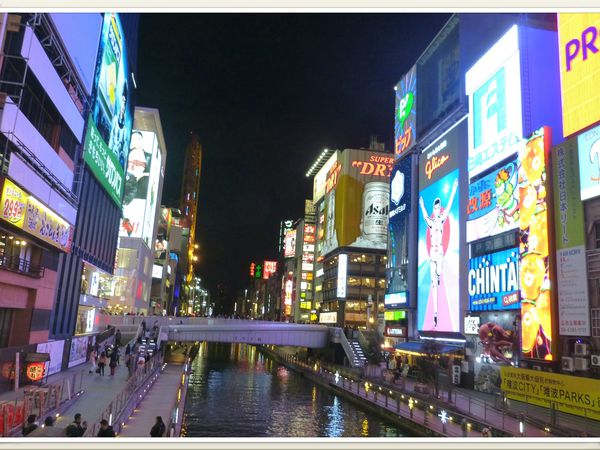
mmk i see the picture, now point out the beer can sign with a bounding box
[362,182,389,240]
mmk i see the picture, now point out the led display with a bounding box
[558,13,600,137]
[518,127,553,361]
[394,65,417,158]
[466,25,523,179]
[468,247,519,311]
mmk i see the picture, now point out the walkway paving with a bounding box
[118,364,183,437]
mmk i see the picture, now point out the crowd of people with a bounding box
[22,412,167,438]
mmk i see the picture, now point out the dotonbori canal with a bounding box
[181,343,412,437]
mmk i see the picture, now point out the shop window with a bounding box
[592,309,600,338]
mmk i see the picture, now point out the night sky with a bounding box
[136,13,451,299]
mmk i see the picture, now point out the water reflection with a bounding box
[183,343,409,437]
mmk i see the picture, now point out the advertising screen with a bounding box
[468,247,519,311]
[558,13,600,137]
[120,130,160,246]
[152,264,163,279]
[36,340,65,377]
[278,219,294,253]
[466,158,520,242]
[321,150,391,256]
[518,128,553,361]
[553,137,590,336]
[83,13,135,206]
[417,120,464,332]
[284,229,296,258]
[394,65,417,158]
[384,292,407,309]
[337,254,347,298]
[313,152,338,203]
[578,124,600,201]
[68,336,91,368]
[388,155,412,297]
[466,25,523,179]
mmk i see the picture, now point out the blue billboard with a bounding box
[468,247,519,311]
[387,155,411,299]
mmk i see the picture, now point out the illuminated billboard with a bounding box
[466,25,523,179]
[321,150,392,256]
[578,124,600,201]
[83,13,135,206]
[518,128,553,361]
[313,151,339,203]
[466,158,520,242]
[284,229,296,258]
[337,254,347,298]
[417,120,465,332]
[263,260,277,280]
[0,178,74,252]
[558,13,600,137]
[553,137,590,336]
[387,155,411,296]
[394,65,417,158]
[120,130,161,247]
[468,247,519,311]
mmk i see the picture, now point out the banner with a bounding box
[501,366,600,421]
[553,137,590,336]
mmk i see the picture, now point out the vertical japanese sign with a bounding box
[553,137,590,336]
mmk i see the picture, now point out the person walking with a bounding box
[65,413,88,437]
[97,419,115,437]
[89,349,97,374]
[109,348,118,376]
[150,416,166,437]
[22,414,38,436]
[115,329,122,347]
[98,351,107,376]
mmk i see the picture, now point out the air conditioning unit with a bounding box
[591,355,600,367]
[574,343,589,356]
[575,357,590,371]
[562,357,574,372]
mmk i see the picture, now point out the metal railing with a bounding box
[4,370,85,437]
[166,358,190,437]
[83,355,163,437]
[0,254,44,278]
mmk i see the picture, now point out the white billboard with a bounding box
[120,130,161,246]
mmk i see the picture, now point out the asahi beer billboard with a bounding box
[321,149,392,256]
[83,13,135,206]
[417,119,465,332]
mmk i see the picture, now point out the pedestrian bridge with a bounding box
[96,316,330,348]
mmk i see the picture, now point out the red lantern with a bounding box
[25,362,45,382]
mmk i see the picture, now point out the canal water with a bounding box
[182,343,412,437]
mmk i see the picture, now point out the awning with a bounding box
[394,341,463,355]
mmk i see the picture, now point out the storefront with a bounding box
[76,262,112,334]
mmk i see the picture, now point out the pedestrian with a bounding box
[22,414,38,436]
[97,419,115,437]
[98,351,107,376]
[150,416,166,437]
[109,350,118,376]
[28,416,64,437]
[481,427,491,437]
[141,319,147,334]
[115,329,122,347]
[65,413,88,437]
[89,349,97,374]
[125,343,131,357]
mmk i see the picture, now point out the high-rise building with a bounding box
[51,13,140,338]
[0,13,96,345]
[178,133,202,314]
[109,107,166,315]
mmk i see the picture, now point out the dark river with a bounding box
[182,343,413,437]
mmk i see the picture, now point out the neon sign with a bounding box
[394,65,417,158]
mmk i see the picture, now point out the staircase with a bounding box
[349,339,367,368]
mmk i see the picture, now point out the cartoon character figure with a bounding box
[419,178,458,328]
[495,166,519,227]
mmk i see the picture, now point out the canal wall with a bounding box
[259,346,441,437]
